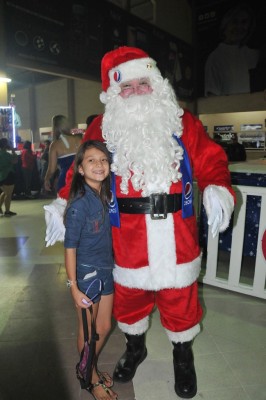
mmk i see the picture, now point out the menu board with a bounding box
[4,0,194,100]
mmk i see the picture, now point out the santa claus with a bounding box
[44,46,235,399]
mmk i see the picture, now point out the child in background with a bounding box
[64,140,117,400]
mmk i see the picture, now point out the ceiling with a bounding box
[107,0,154,22]
[5,0,154,92]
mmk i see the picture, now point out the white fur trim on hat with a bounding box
[108,57,161,88]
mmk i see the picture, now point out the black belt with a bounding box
[117,193,182,220]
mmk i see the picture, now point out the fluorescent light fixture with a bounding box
[0,77,12,83]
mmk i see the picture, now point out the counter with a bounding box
[229,158,266,187]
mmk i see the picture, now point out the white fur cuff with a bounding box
[118,317,149,335]
[166,323,201,343]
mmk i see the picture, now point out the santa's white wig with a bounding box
[99,46,184,196]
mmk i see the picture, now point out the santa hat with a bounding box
[101,46,162,93]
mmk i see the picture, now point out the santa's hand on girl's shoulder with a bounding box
[43,198,67,246]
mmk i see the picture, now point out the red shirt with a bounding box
[21,149,35,169]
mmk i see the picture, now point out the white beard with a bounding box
[101,77,184,196]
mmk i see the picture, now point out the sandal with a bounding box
[97,370,114,388]
[87,380,118,400]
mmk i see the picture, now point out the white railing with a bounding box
[199,184,266,299]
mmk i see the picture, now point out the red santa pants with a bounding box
[113,281,203,333]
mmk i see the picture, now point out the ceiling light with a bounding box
[0,77,12,83]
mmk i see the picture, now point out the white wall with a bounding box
[14,87,31,129]
[35,79,69,128]
[199,111,266,134]
[197,92,266,114]
[74,79,103,125]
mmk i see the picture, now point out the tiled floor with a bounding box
[0,198,266,400]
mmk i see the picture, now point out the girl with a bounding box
[64,140,117,400]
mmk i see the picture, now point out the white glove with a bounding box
[43,198,67,246]
[203,185,234,238]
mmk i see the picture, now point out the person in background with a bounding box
[205,3,259,96]
[86,114,98,130]
[40,140,51,189]
[64,140,117,400]
[84,115,99,141]
[227,133,247,162]
[21,140,36,198]
[44,115,82,193]
[0,138,18,217]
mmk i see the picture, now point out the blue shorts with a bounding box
[77,264,114,303]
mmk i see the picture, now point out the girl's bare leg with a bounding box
[0,185,14,212]
[76,294,117,399]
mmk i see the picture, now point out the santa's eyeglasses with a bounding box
[119,78,152,98]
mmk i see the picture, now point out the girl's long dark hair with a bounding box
[66,140,112,213]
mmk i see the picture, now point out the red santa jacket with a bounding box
[60,110,235,291]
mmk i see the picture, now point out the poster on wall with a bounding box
[149,28,194,101]
[196,0,266,97]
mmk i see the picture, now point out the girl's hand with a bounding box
[71,286,93,308]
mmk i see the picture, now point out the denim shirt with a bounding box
[64,185,113,270]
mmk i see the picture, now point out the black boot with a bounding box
[173,341,197,399]
[113,333,147,383]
